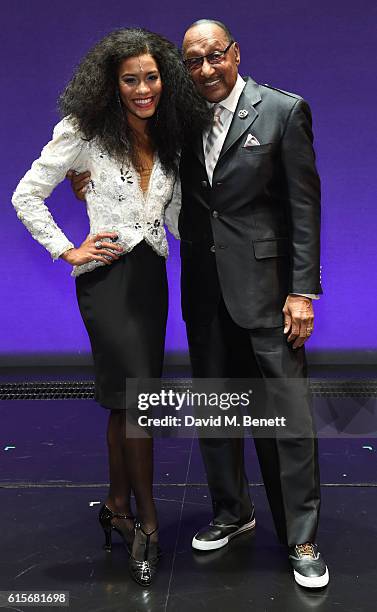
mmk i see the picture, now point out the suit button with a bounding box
[212,210,219,218]
[210,245,216,253]
[201,181,208,188]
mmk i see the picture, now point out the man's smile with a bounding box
[203,79,221,88]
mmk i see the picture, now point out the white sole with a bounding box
[293,566,329,588]
[192,517,256,551]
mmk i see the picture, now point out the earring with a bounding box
[117,90,123,111]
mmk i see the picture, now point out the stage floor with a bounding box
[1,390,376,611]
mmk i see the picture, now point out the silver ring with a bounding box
[94,240,102,249]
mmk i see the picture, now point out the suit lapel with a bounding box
[190,77,262,167]
[218,77,261,160]
[192,130,205,167]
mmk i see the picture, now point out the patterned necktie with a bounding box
[205,103,224,180]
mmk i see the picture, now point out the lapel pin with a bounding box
[238,109,248,119]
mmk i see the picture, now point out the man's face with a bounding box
[182,24,240,103]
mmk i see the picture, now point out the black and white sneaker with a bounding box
[192,509,256,551]
[289,543,329,588]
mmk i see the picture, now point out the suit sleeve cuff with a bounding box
[290,293,320,300]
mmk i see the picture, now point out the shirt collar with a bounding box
[209,74,246,115]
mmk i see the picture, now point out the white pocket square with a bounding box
[243,134,260,147]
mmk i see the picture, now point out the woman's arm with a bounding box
[164,175,181,240]
[12,117,86,260]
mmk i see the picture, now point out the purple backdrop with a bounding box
[1,0,376,364]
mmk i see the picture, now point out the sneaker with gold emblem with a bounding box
[288,543,329,588]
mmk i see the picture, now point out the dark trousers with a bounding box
[186,296,321,547]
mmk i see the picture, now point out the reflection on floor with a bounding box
[0,367,376,611]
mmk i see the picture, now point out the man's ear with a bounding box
[233,42,241,66]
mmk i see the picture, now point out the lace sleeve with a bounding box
[11,116,86,260]
[164,174,181,240]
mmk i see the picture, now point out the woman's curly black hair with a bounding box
[59,28,211,174]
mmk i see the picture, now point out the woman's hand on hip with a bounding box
[61,232,123,266]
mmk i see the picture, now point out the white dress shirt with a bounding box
[203,74,246,186]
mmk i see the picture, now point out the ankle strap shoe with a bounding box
[98,503,135,553]
[129,521,161,586]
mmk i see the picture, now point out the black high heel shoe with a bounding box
[129,521,161,586]
[98,504,135,553]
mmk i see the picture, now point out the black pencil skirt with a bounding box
[75,241,168,410]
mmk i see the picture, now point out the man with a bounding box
[69,19,328,589]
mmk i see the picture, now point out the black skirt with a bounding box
[75,241,168,410]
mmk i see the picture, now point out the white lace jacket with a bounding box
[12,116,181,277]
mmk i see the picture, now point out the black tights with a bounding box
[105,409,157,533]
[75,244,167,538]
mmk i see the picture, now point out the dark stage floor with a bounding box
[1,373,377,611]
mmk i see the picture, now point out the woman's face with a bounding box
[118,54,162,121]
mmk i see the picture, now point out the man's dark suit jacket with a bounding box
[178,76,322,330]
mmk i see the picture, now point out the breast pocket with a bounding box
[240,143,277,155]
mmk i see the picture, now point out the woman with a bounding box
[12,28,210,586]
